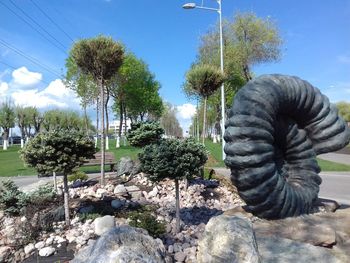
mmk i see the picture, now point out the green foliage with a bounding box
[0,100,15,140]
[28,184,56,204]
[336,101,350,122]
[68,171,89,182]
[128,211,166,238]
[184,64,224,99]
[139,138,208,181]
[20,130,96,176]
[0,180,28,216]
[79,213,102,222]
[127,121,164,147]
[160,103,183,138]
[69,35,124,82]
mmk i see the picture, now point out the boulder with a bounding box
[94,215,115,236]
[125,185,142,200]
[114,184,128,196]
[197,215,260,263]
[71,226,169,263]
[111,199,126,209]
[116,157,140,176]
[256,235,342,263]
[38,247,55,257]
[35,241,45,250]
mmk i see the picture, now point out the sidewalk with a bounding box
[317,153,350,166]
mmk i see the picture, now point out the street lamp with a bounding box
[183,0,226,160]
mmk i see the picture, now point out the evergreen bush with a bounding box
[127,121,164,147]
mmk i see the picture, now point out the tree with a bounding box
[15,106,31,146]
[127,121,164,147]
[336,102,350,122]
[184,64,224,144]
[0,101,15,150]
[160,103,183,138]
[139,138,207,232]
[110,52,164,136]
[69,35,124,185]
[20,131,95,225]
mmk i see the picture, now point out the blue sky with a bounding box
[0,0,349,132]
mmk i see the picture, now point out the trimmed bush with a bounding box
[128,211,166,238]
[68,171,89,182]
[0,180,28,216]
[127,121,164,147]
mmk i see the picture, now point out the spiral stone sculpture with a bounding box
[224,74,350,219]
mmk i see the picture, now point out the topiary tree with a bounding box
[127,121,164,147]
[68,35,125,185]
[184,64,224,144]
[139,138,207,232]
[20,131,95,225]
[0,101,15,150]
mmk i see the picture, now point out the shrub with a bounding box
[68,171,89,182]
[139,138,207,232]
[79,213,102,222]
[127,121,164,147]
[128,211,166,238]
[28,184,56,204]
[0,180,28,216]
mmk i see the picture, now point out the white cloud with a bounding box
[322,81,350,103]
[0,82,9,95]
[176,103,196,120]
[11,79,80,109]
[12,66,42,86]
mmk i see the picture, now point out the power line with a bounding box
[8,0,68,53]
[0,1,67,55]
[0,60,51,86]
[0,38,61,78]
[29,0,75,42]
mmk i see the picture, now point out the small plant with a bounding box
[139,138,207,232]
[79,213,102,222]
[128,211,166,238]
[68,171,89,182]
[0,180,28,216]
[28,184,56,204]
[127,121,164,147]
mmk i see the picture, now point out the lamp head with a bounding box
[182,3,196,9]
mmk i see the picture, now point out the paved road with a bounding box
[318,153,350,165]
[214,168,350,205]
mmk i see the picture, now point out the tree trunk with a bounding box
[100,79,106,186]
[53,172,57,192]
[175,179,180,233]
[96,97,99,141]
[243,64,252,82]
[63,174,70,226]
[202,97,207,145]
[105,90,110,133]
[118,103,123,137]
[83,104,89,135]
[123,107,127,146]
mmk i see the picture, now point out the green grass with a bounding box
[0,139,142,177]
[204,139,350,172]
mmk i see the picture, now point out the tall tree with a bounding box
[0,101,15,150]
[160,103,183,138]
[69,35,124,185]
[184,64,224,144]
[336,102,350,122]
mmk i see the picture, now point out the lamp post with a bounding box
[183,1,226,160]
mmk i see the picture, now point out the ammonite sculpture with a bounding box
[224,74,350,219]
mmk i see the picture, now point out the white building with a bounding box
[109,119,131,135]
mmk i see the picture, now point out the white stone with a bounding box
[94,215,116,236]
[125,185,142,199]
[114,184,127,195]
[24,243,35,255]
[39,247,55,257]
[71,216,80,225]
[55,236,66,243]
[45,237,54,246]
[35,241,45,250]
[96,188,108,198]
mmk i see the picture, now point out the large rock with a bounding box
[94,215,116,236]
[116,157,140,176]
[256,235,342,263]
[197,215,260,263]
[38,246,55,257]
[0,246,11,263]
[71,226,169,263]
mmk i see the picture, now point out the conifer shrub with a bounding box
[127,121,164,147]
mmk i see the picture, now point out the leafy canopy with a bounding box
[184,64,224,99]
[20,131,95,176]
[139,138,208,181]
[127,121,164,147]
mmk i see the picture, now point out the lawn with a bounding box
[0,139,142,177]
[204,139,350,172]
